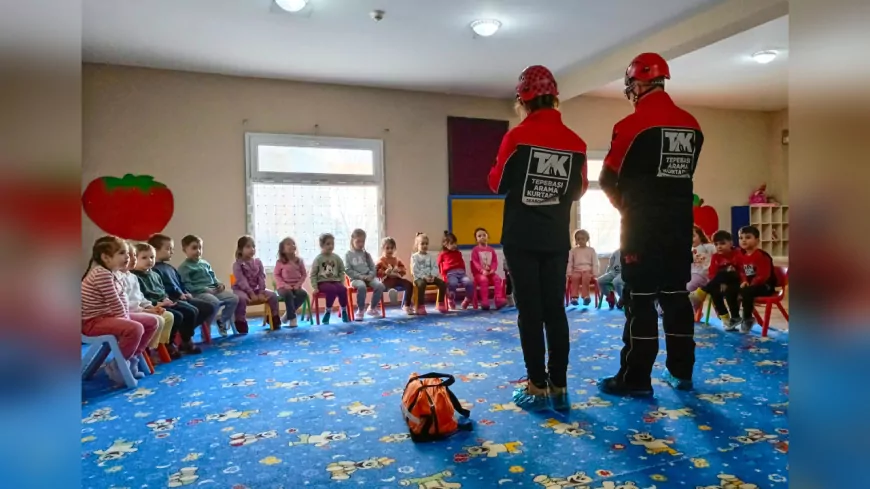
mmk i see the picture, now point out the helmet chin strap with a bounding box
[624,79,664,104]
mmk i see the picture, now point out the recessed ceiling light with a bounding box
[752,50,778,64]
[275,0,308,13]
[470,19,501,37]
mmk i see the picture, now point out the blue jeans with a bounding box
[597,272,624,298]
[445,269,474,299]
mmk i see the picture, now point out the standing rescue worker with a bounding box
[488,65,588,411]
[598,53,704,396]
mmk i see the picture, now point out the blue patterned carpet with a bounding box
[81,305,788,489]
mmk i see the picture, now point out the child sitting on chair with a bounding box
[597,249,623,310]
[82,236,158,384]
[178,234,240,337]
[148,233,217,333]
[471,227,506,310]
[438,231,475,310]
[377,237,414,315]
[567,229,599,306]
[274,237,308,328]
[692,230,741,330]
[410,232,448,315]
[121,242,174,362]
[345,228,385,321]
[311,233,350,324]
[232,235,280,330]
[132,242,201,356]
[735,225,777,333]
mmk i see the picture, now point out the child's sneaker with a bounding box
[128,358,145,380]
[495,298,507,310]
[547,380,570,411]
[322,311,331,324]
[166,343,182,360]
[104,361,128,385]
[722,316,738,331]
[447,296,456,310]
[740,317,754,334]
[512,379,550,411]
[570,297,579,306]
[582,297,592,306]
[415,306,428,316]
[460,298,471,310]
[179,341,202,354]
[354,309,365,321]
[288,318,298,328]
[366,307,382,318]
[606,292,616,310]
[437,302,449,314]
[217,321,229,337]
[403,305,415,315]
[235,319,249,334]
[616,298,624,310]
[341,307,350,323]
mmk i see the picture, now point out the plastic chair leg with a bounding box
[776,302,789,321]
[704,299,712,325]
[106,338,137,388]
[158,343,172,363]
[761,303,774,337]
[141,353,155,374]
[314,296,321,325]
[200,322,211,344]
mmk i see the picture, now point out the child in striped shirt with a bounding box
[81,236,159,385]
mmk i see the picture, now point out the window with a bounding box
[245,133,384,269]
[578,154,621,255]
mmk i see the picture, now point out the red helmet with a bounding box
[516,65,558,102]
[624,53,670,85]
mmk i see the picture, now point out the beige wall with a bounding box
[83,64,514,280]
[83,64,777,281]
[767,109,789,204]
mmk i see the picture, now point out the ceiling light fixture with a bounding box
[470,19,501,37]
[275,0,308,13]
[752,50,778,64]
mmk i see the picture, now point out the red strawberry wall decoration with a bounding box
[692,193,719,238]
[82,174,174,240]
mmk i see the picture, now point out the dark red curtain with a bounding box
[447,117,509,195]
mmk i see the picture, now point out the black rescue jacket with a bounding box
[599,91,704,259]
[488,109,588,252]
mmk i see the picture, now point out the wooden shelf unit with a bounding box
[748,205,789,259]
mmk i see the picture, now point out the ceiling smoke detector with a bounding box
[370,9,385,21]
[470,19,501,37]
[752,50,778,64]
[275,0,308,13]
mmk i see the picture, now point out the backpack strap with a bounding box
[407,372,455,388]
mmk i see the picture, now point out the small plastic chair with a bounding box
[564,276,602,308]
[81,334,148,389]
[345,276,387,317]
[230,274,276,331]
[411,279,446,309]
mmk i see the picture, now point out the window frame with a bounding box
[244,132,386,270]
[578,150,619,257]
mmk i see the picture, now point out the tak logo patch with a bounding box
[658,129,697,179]
[522,147,573,206]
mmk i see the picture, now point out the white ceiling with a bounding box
[82,0,725,98]
[586,15,788,111]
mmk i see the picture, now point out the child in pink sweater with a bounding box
[470,227,506,310]
[567,229,599,306]
[274,237,308,328]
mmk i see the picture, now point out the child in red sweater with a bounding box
[737,225,777,333]
[438,231,475,309]
[692,230,742,330]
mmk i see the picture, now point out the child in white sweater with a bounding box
[566,229,599,306]
[410,233,448,315]
[121,244,174,359]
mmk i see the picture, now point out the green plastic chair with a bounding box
[271,277,312,324]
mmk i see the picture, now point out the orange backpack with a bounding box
[401,372,472,441]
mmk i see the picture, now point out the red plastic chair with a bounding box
[345,276,387,318]
[754,266,789,337]
[564,276,602,308]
